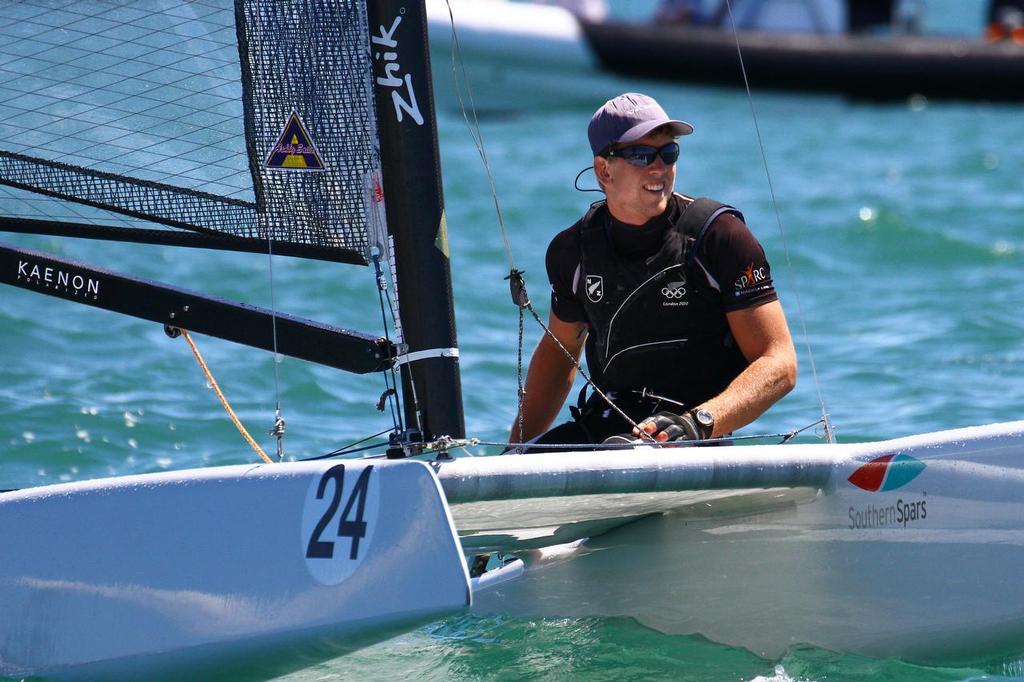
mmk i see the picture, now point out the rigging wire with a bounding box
[485,418,825,450]
[443,0,516,272]
[302,428,395,460]
[443,1,654,448]
[513,273,527,445]
[263,223,286,459]
[443,0,528,445]
[723,0,836,444]
[372,243,427,444]
[371,249,404,435]
[370,240,424,438]
[520,294,653,441]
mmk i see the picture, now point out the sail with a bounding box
[0,0,465,434]
[0,0,384,265]
[0,0,403,373]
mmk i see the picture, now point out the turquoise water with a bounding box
[3,9,1024,682]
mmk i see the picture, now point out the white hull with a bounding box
[0,460,469,680]
[3,422,1021,675]
[443,421,1024,663]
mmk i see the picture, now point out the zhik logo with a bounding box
[848,453,926,492]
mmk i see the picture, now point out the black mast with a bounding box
[367,0,465,441]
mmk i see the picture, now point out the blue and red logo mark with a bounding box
[848,453,925,492]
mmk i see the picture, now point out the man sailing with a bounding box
[511,93,796,448]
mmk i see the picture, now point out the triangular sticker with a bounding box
[265,110,326,171]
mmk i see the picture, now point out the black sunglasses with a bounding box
[603,142,680,167]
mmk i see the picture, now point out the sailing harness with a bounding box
[506,197,750,449]
[574,197,749,408]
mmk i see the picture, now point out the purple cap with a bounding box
[588,93,694,156]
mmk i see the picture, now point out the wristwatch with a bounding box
[690,408,714,440]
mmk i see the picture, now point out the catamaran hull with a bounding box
[448,422,1024,664]
[0,460,470,680]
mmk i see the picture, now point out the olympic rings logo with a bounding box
[661,286,686,299]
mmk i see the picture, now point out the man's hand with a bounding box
[634,411,702,443]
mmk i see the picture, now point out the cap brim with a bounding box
[619,119,694,144]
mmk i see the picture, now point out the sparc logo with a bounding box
[734,262,768,291]
[848,453,926,492]
[585,274,603,302]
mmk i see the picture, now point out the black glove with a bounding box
[636,411,701,443]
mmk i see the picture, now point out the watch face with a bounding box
[695,409,713,427]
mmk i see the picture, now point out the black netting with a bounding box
[0,0,378,263]
[239,0,379,258]
[0,150,255,235]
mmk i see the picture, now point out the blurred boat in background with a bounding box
[425,0,606,112]
[427,0,1024,105]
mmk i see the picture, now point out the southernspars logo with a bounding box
[848,453,926,492]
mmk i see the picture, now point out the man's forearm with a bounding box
[698,353,797,437]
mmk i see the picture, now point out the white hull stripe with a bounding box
[394,347,460,366]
